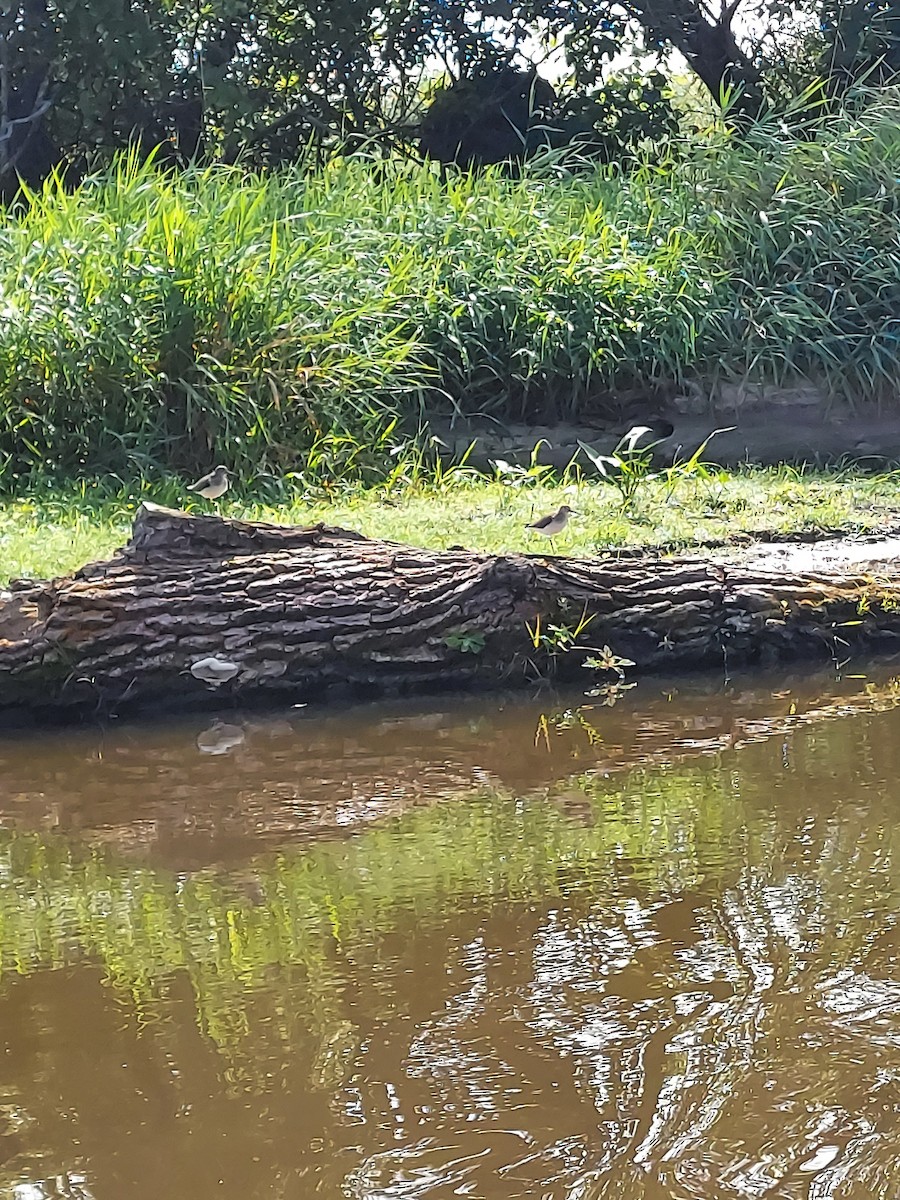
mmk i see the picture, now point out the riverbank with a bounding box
[3,465,900,585]
[4,95,900,485]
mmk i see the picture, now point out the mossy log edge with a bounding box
[2,503,900,722]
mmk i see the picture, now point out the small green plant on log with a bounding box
[526,607,596,656]
[583,645,636,679]
[582,644,637,702]
[443,629,486,654]
[850,589,900,618]
[523,607,600,681]
[525,608,636,681]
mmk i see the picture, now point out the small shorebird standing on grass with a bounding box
[187,465,230,503]
[525,504,577,546]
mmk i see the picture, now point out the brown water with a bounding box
[2,666,900,1200]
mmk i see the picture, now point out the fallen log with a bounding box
[2,503,900,722]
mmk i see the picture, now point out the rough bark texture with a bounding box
[2,503,900,723]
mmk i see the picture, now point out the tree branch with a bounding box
[0,72,52,178]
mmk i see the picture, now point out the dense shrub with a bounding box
[3,97,900,484]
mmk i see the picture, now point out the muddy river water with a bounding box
[1,664,900,1199]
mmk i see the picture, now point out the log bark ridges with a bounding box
[2,502,900,721]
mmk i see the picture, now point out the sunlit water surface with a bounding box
[1,665,900,1199]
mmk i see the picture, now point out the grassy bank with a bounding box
[3,465,900,584]
[2,95,900,485]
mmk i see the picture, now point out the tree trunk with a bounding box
[631,0,766,122]
[2,503,900,723]
[679,18,766,121]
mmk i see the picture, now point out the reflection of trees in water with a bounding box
[1,708,900,1195]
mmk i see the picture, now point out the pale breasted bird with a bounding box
[187,465,230,501]
[525,504,577,543]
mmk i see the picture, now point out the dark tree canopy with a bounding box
[419,67,558,168]
[0,0,897,191]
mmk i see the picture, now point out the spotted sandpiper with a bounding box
[525,504,577,545]
[187,465,230,502]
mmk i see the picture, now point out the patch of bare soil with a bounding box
[428,395,900,470]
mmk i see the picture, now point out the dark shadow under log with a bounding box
[3,503,900,723]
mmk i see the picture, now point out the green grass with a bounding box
[3,94,900,484]
[3,465,900,583]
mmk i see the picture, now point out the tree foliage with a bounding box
[0,0,898,192]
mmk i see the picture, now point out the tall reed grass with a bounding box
[2,94,900,486]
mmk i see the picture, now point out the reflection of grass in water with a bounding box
[0,770,729,1033]
[0,745,892,1062]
